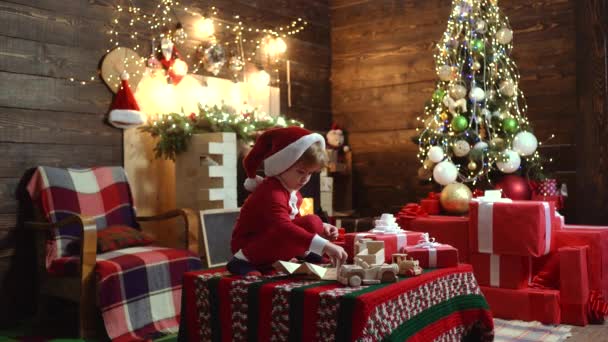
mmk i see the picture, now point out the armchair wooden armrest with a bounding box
[137,208,200,255]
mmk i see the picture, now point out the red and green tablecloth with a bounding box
[179,264,493,342]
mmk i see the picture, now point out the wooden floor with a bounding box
[568,323,608,341]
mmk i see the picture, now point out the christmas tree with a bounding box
[417,0,545,187]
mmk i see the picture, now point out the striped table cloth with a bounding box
[179,264,493,342]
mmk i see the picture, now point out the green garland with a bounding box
[139,104,303,160]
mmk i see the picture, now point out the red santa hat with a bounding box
[243,126,325,192]
[108,71,144,129]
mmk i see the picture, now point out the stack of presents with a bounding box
[336,189,608,326]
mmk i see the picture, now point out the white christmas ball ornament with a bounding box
[475,20,487,34]
[496,149,521,173]
[453,140,471,157]
[512,131,538,156]
[433,161,459,185]
[428,146,445,163]
[499,79,516,97]
[496,28,514,44]
[449,84,467,99]
[469,87,486,102]
[438,65,454,81]
[474,141,489,151]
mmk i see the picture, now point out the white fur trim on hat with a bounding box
[109,109,144,129]
[263,132,325,176]
[244,175,264,192]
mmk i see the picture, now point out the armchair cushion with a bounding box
[97,225,154,253]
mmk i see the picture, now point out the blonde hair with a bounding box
[297,141,328,169]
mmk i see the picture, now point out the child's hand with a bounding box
[322,242,348,267]
[322,223,339,241]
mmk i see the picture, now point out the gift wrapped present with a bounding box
[480,286,561,324]
[555,227,608,299]
[420,192,441,215]
[469,252,531,289]
[407,215,469,263]
[396,203,428,230]
[344,231,425,264]
[560,246,590,326]
[401,233,459,268]
[469,199,557,257]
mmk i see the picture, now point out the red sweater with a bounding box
[231,177,325,265]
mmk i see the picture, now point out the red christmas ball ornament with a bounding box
[495,175,531,200]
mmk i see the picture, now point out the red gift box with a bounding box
[402,243,458,268]
[469,200,557,257]
[559,246,590,326]
[420,192,441,215]
[555,226,608,299]
[469,252,531,289]
[480,286,561,324]
[407,215,469,262]
[344,231,425,263]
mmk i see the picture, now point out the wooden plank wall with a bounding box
[0,0,330,323]
[331,0,579,218]
[575,0,608,224]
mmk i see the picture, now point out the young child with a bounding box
[228,126,348,276]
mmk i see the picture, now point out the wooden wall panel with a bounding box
[331,0,578,217]
[0,0,330,324]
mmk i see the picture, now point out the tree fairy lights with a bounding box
[416,0,554,187]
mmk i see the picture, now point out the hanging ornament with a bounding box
[502,117,519,134]
[471,61,482,71]
[496,28,514,44]
[443,95,467,114]
[453,140,471,157]
[173,23,188,44]
[467,160,478,170]
[433,89,447,102]
[160,37,174,61]
[433,161,459,185]
[474,141,489,151]
[469,87,486,102]
[489,137,506,150]
[495,175,531,200]
[451,115,469,132]
[449,83,467,99]
[423,158,436,169]
[499,79,517,97]
[512,131,538,156]
[201,44,226,76]
[439,111,449,121]
[475,20,487,34]
[428,146,445,163]
[496,149,521,173]
[438,65,454,81]
[228,56,245,73]
[471,39,485,52]
[480,108,491,118]
[440,183,473,214]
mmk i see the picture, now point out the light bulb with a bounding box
[274,37,287,53]
[196,17,215,38]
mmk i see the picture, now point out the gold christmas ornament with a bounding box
[468,160,478,170]
[440,183,473,214]
[490,137,506,150]
[423,158,435,169]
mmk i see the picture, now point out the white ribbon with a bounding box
[477,202,495,253]
[541,202,552,255]
[490,254,500,287]
[415,233,441,268]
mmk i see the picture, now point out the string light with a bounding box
[67,1,308,86]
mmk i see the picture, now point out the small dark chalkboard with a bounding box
[200,208,240,267]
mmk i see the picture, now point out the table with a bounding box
[178,264,493,342]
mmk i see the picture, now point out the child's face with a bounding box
[279,161,321,191]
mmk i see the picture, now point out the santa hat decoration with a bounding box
[108,71,144,129]
[243,126,325,192]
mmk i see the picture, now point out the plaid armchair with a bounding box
[25,166,202,341]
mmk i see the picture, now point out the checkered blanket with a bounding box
[27,166,202,341]
[494,319,572,342]
[179,264,494,342]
